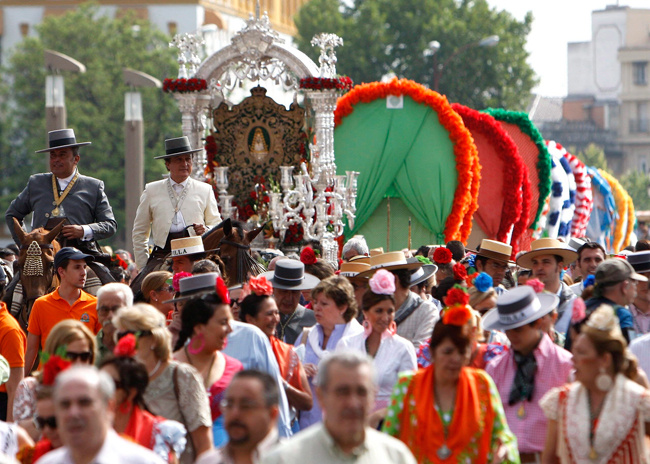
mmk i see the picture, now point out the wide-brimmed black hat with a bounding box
[260,260,320,291]
[627,251,650,274]
[154,136,203,159]
[410,263,438,287]
[36,129,91,153]
[164,272,219,304]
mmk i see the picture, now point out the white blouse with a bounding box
[338,331,417,411]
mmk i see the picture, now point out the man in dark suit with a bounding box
[5,129,117,255]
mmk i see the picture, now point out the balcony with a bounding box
[630,119,650,134]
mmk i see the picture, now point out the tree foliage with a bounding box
[621,170,650,212]
[294,0,537,110]
[576,143,610,174]
[0,4,182,247]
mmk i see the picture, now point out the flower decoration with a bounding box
[299,76,354,92]
[583,274,595,288]
[172,272,193,293]
[416,256,433,265]
[453,263,467,281]
[110,254,128,270]
[433,247,453,264]
[442,305,473,326]
[526,278,545,294]
[248,275,274,296]
[444,285,470,307]
[369,269,396,295]
[473,272,493,293]
[215,276,231,304]
[114,333,137,357]
[41,355,71,386]
[300,247,317,265]
[571,298,587,324]
[585,304,619,332]
[163,78,208,93]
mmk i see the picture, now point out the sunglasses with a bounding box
[34,415,57,430]
[66,351,92,362]
[158,285,174,293]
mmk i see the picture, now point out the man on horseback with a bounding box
[24,247,101,375]
[5,129,117,258]
[131,136,221,273]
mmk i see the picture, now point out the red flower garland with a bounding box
[163,78,208,93]
[335,78,479,242]
[300,76,353,92]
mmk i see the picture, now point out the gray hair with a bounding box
[96,283,134,307]
[54,365,115,405]
[342,236,369,258]
[315,350,376,389]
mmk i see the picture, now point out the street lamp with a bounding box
[425,35,499,92]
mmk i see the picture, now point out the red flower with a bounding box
[526,278,545,294]
[300,247,317,265]
[433,247,452,264]
[444,286,470,307]
[453,262,467,281]
[42,355,72,386]
[215,276,231,304]
[114,333,137,357]
[442,305,472,326]
[173,272,193,292]
[249,275,274,296]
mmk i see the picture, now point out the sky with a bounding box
[486,0,650,97]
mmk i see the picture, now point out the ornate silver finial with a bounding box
[255,0,261,19]
[311,33,343,78]
[170,33,205,78]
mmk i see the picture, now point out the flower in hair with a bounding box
[41,355,71,386]
[526,278,545,294]
[585,304,618,332]
[583,274,595,288]
[114,333,137,357]
[453,262,467,281]
[369,269,395,295]
[300,247,317,265]
[248,275,274,296]
[172,272,192,292]
[215,276,231,304]
[442,305,472,326]
[444,285,470,307]
[571,298,586,324]
[473,272,493,293]
[416,256,433,265]
[433,247,452,264]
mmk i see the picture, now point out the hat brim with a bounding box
[632,272,649,282]
[482,292,559,331]
[516,248,578,269]
[36,142,92,153]
[170,248,219,259]
[410,264,438,287]
[259,270,320,291]
[476,251,515,265]
[357,261,423,279]
[154,148,203,159]
[163,287,215,304]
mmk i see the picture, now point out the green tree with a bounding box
[0,4,181,247]
[576,143,610,174]
[621,170,650,211]
[294,0,537,110]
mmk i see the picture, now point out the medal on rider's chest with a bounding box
[589,447,598,460]
[517,403,526,419]
[437,444,452,460]
[52,207,60,217]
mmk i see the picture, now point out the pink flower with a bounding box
[526,278,545,293]
[172,272,193,293]
[369,269,395,295]
[571,298,586,324]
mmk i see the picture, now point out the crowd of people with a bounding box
[0,129,650,463]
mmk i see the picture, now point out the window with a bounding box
[19,23,29,37]
[168,22,177,36]
[634,62,648,86]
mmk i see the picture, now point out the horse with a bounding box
[4,218,112,331]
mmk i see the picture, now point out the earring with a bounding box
[595,367,613,392]
[187,333,205,355]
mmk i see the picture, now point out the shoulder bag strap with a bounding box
[394,297,423,326]
[172,365,196,454]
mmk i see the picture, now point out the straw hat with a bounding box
[516,238,578,269]
[170,236,215,259]
[477,239,513,264]
[358,251,423,278]
[339,261,371,281]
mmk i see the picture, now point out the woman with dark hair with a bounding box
[100,337,186,463]
[338,269,416,426]
[172,274,242,447]
[541,304,650,463]
[238,275,312,419]
[299,246,335,306]
[298,275,363,429]
[383,295,518,463]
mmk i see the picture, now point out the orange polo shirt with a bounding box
[0,302,26,393]
[27,288,100,349]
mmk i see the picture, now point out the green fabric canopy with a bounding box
[334,96,459,248]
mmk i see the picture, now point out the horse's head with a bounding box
[13,217,64,305]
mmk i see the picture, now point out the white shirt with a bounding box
[169,178,188,233]
[630,333,650,378]
[56,169,93,241]
[38,429,165,464]
[337,331,417,411]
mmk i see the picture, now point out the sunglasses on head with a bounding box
[66,351,92,362]
[34,415,57,430]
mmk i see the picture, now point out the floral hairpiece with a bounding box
[369,269,395,295]
[583,274,595,288]
[173,272,193,293]
[472,272,493,293]
[433,247,452,264]
[300,247,317,265]
[247,275,274,296]
[416,256,433,265]
[441,285,472,327]
[453,262,467,281]
[585,304,619,333]
[215,276,231,304]
[526,278,545,294]
[111,254,128,270]
[41,350,72,386]
[571,298,586,324]
[114,333,137,357]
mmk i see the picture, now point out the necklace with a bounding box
[587,391,604,461]
[434,385,455,460]
[278,311,297,341]
[166,179,189,226]
[51,171,79,216]
[148,360,162,377]
[185,347,217,389]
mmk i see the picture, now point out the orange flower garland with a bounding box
[335,78,479,243]
[626,192,635,249]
